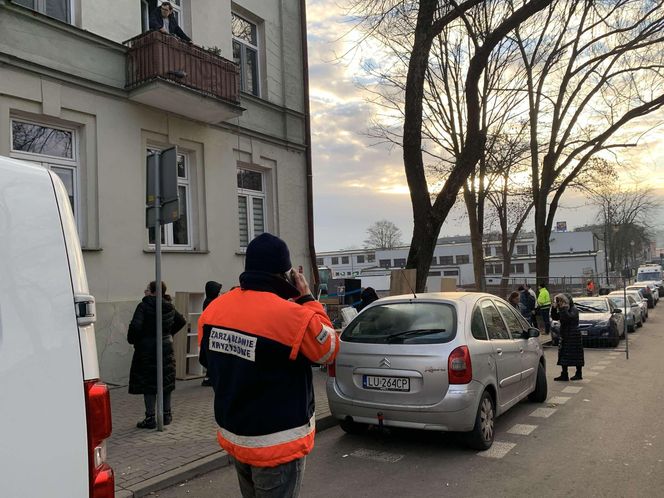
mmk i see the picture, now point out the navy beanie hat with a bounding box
[245,233,292,274]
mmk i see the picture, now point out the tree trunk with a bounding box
[465,185,486,291]
[406,212,439,292]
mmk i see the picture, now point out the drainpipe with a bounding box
[299,0,320,292]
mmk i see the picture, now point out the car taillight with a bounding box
[85,380,114,498]
[328,360,336,378]
[448,346,472,384]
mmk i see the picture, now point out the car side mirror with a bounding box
[526,327,540,338]
[612,308,622,314]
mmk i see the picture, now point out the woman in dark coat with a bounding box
[356,287,379,312]
[128,281,187,428]
[551,293,584,381]
[200,281,222,386]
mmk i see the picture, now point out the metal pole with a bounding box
[623,274,629,360]
[155,152,164,431]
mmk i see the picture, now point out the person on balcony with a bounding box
[149,1,191,43]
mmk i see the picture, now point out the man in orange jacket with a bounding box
[198,233,338,497]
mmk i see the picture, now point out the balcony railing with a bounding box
[125,31,240,105]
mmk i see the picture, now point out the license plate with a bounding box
[581,330,588,336]
[363,375,410,392]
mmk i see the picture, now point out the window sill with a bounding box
[143,249,210,254]
[82,247,103,252]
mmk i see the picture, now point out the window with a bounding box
[379,259,391,268]
[367,253,375,263]
[394,258,406,267]
[331,257,339,265]
[471,306,488,340]
[356,255,365,264]
[443,270,459,277]
[484,246,492,257]
[439,255,454,265]
[316,258,324,266]
[517,244,529,255]
[237,168,266,248]
[148,150,192,248]
[510,263,525,274]
[431,256,438,265]
[232,13,260,96]
[456,254,470,265]
[528,263,537,273]
[14,0,70,23]
[485,264,503,275]
[341,256,349,264]
[495,301,525,338]
[480,300,510,340]
[11,118,79,224]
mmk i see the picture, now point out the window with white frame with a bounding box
[147,148,192,249]
[232,12,260,96]
[13,0,71,23]
[237,168,266,248]
[10,118,79,223]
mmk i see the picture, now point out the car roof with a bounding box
[372,291,494,305]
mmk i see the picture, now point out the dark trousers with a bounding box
[540,307,551,333]
[233,457,306,498]
[143,392,171,416]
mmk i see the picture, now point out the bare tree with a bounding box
[513,0,664,282]
[364,220,404,249]
[347,0,554,290]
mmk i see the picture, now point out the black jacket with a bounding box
[127,295,187,394]
[551,304,585,367]
[149,9,191,42]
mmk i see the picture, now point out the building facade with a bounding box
[319,231,606,293]
[0,0,312,383]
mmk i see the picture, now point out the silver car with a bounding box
[607,293,643,331]
[326,292,547,450]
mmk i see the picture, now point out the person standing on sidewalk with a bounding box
[537,281,552,334]
[127,281,187,429]
[551,293,584,381]
[198,233,339,497]
[200,280,222,386]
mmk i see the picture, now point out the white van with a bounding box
[0,156,114,497]
[637,264,664,296]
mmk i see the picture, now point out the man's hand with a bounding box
[292,270,312,299]
[160,27,168,34]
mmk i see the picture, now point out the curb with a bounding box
[122,415,338,497]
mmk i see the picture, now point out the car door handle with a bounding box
[496,348,503,355]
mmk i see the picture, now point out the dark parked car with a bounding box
[551,296,624,347]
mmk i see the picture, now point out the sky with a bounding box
[305,1,664,252]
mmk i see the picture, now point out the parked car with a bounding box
[0,156,113,498]
[609,290,647,324]
[326,292,547,451]
[551,296,625,347]
[607,294,642,331]
[627,284,657,309]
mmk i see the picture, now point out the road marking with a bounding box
[590,365,607,370]
[530,407,557,418]
[609,352,622,356]
[562,386,583,394]
[597,360,611,365]
[349,448,404,463]
[507,424,538,436]
[547,396,571,405]
[477,441,516,459]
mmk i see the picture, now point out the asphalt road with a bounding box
[154,310,664,498]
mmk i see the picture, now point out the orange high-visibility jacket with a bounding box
[198,287,338,467]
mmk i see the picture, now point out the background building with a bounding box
[0,0,312,384]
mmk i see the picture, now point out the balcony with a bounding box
[125,31,243,123]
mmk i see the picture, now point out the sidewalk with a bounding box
[108,368,334,498]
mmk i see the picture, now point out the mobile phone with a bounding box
[286,269,296,286]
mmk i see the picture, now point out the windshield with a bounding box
[574,299,609,313]
[637,271,661,282]
[608,297,634,308]
[342,302,457,344]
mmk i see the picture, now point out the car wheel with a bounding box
[627,323,633,334]
[608,336,619,347]
[552,337,559,346]
[528,362,548,403]
[637,319,643,328]
[339,418,368,435]
[466,391,495,451]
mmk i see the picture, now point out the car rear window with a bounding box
[341,302,456,344]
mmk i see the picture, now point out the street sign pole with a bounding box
[155,152,164,432]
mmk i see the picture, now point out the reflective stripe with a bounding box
[316,328,336,364]
[218,426,315,467]
[219,416,315,448]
